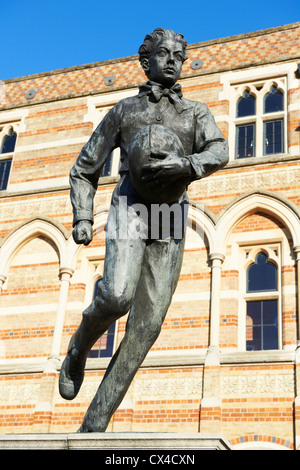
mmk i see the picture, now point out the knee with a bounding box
[134,317,163,346]
[93,278,134,318]
[109,294,133,317]
[94,290,133,318]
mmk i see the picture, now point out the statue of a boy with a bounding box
[59,28,228,432]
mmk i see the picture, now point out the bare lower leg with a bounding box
[58,306,118,400]
[78,311,164,432]
[78,238,185,432]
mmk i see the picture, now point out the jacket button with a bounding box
[156,114,162,121]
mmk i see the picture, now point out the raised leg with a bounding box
[78,236,185,432]
[59,182,148,400]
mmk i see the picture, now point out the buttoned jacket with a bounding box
[70,86,228,225]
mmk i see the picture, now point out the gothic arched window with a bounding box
[246,252,279,351]
[236,90,256,158]
[236,90,256,118]
[263,86,284,155]
[1,129,17,154]
[234,80,286,159]
[0,127,17,191]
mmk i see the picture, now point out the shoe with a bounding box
[59,347,86,400]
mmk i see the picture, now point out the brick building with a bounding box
[0,22,299,450]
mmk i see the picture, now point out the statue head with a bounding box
[138,28,188,87]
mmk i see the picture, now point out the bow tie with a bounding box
[139,81,185,113]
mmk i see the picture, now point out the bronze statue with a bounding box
[59,28,228,432]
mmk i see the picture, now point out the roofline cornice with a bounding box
[2,21,300,84]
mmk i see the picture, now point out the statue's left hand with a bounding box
[141,156,192,187]
[72,220,93,246]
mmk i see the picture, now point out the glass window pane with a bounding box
[264,119,283,155]
[236,124,255,159]
[263,299,278,326]
[246,300,262,351]
[247,301,261,326]
[1,132,17,154]
[87,347,100,358]
[265,122,273,133]
[237,93,256,117]
[264,87,283,113]
[99,325,116,357]
[247,252,277,292]
[246,300,278,351]
[262,325,278,350]
[246,325,261,350]
[274,120,282,133]
[0,159,12,190]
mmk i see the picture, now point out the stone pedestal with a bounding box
[0,432,232,450]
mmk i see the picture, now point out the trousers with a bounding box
[73,174,187,432]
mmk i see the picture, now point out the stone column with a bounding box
[293,246,300,448]
[200,252,224,434]
[31,356,61,433]
[0,274,7,293]
[208,253,225,350]
[32,267,74,433]
[50,267,74,359]
[0,275,6,361]
[293,246,300,346]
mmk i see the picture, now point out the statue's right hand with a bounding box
[72,220,93,246]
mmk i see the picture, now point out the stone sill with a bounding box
[0,349,296,375]
[224,153,300,171]
[0,153,299,201]
[0,175,120,200]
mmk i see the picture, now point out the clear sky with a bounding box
[1,0,299,80]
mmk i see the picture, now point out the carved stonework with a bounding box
[134,376,203,399]
[221,372,294,396]
[198,166,300,197]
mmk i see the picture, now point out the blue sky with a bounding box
[1,0,299,80]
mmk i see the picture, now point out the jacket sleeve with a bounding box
[69,102,122,226]
[186,103,229,180]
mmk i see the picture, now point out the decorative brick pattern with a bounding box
[0,22,300,449]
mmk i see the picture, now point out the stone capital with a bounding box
[293,245,300,259]
[59,267,74,280]
[209,252,225,264]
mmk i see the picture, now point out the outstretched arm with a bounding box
[70,103,121,245]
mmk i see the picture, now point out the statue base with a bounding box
[0,432,232,450]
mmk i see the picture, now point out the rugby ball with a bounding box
[128,124,187,203]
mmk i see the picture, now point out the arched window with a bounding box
[0,128,17,191]
[263,86,284,155]
[87,277,116,358]
[264,86,283,113]
[233,79,286,160]
[1,129,17,154]
[236,90,256,159]
[246,252,279,351]
[236,90,256,117]
[247,252,277,292]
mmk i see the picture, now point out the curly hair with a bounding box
[138,28,188,65]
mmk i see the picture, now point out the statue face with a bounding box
[146,38,184,87]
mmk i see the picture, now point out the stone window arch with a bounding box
[0,125,18,190]
[245,250,279,351]
[223,70,288,160]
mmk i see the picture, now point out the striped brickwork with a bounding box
[0,22,300,449]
